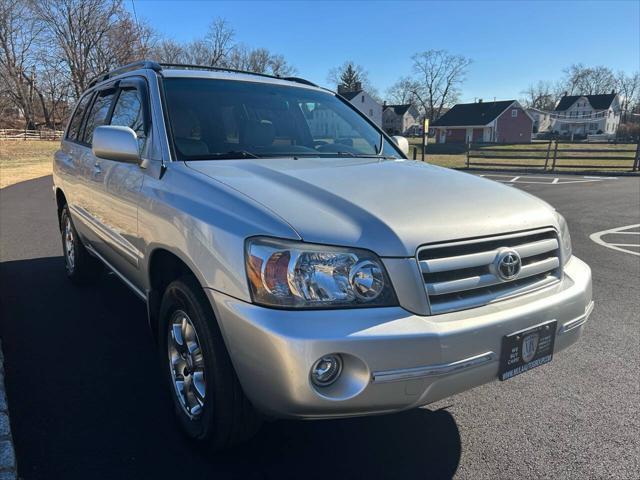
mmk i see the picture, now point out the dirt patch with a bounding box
[0,141,58,188]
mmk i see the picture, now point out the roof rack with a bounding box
[87,60,319,89]
[158,63,319,87]
[87,60,162,88]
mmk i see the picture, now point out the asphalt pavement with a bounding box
[0,173,638,479]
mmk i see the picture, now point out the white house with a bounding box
[338,84,382,126]
[550,93,621,137]
[382,104,421,136]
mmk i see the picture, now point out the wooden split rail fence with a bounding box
[0,129,64,141]
[466,141,639,172]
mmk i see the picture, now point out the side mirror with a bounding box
[391,135,409,156]
[92,125,140,164]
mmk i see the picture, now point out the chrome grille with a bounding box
[418,229,561,315]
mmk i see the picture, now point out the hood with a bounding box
[187,158,557,257]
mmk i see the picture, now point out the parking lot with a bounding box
[0,172,638,479]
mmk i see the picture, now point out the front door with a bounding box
[92,80,149,289]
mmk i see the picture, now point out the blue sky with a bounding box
[127,0,640,101]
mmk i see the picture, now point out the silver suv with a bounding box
[53,61,593,449]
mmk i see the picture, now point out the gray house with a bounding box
[382,103,420,136]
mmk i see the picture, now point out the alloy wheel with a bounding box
[63,215,75,273]
[168,310,207,418]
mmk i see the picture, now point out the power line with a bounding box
[130,0,140,32]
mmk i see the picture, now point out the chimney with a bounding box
[337,84,347,95]
[383,100,387,107]
[354,81,362,92]
[563,91,568,97]
[478,98,483,103]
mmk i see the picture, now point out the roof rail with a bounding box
[157,62,318,87]
[87,60,162,88]
[281,76,318,87]
[87,60,319,90]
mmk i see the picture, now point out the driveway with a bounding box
[0,174,638,479]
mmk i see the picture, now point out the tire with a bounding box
[159,275,261,450]
[60,205,102,284]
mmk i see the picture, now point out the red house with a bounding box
[432,100,533,144]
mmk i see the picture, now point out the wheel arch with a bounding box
[146,246,211,338]
[55,187,67,229]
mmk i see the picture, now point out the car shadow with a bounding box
[0,256,461,479]
[222,408,461,479]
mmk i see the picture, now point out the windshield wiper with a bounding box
[204,150,260,160]
[333,151,395,159]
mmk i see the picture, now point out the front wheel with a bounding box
[159,276,261,450]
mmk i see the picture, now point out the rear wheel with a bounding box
[60,205,102,284]
[159,276,261,450]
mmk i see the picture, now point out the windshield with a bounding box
[162,78,401,160]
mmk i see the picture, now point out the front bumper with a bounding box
[208,256,593,419]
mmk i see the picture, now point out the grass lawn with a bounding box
[0,141,58,188]
[0,139,636,189]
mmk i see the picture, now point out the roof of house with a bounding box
[383,104,413,116]
[340,90,363,101]
[554,93,617,111]
[432,100,515,127]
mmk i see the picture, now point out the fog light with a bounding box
[310,355,342,386]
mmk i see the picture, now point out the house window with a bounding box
[361,96,365,103]
[589,123,597,130]
[369,109,373,116]
[511,109,518,117]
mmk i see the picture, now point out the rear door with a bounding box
[73,86,119,255]
[56,91,95,241]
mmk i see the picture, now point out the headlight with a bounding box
[245,237,397,308]
[555,212,572,265]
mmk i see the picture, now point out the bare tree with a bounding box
[204,18,235,66]
[616,71,640,123]
[561,64,617,95]
[520,80,557,111]
[29,0,123,98]
[152,39,188,64]
[386,76,419,105]
[410,49,471,121]
[36,52,71,128]
[267,53,295,76]
[0,0,44,128]
[225,44,295,76]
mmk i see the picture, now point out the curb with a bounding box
[0,341,16,480]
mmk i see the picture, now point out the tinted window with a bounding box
[83,90,116,145]
[110,89,145,137]
[163,78,400,160]
[66,93,93,141]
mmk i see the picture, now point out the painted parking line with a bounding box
[590,224,640,257]
[478,173,618,185]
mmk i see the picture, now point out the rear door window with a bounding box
[66,93,93,142]
[82,89,116,145]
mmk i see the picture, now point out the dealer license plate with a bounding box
[499,320,557,381]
